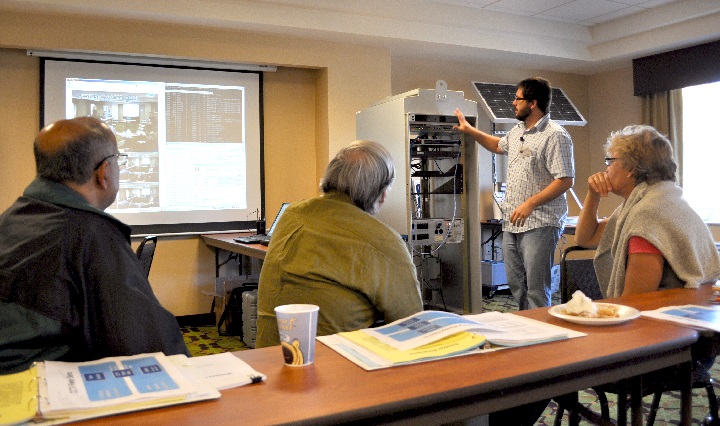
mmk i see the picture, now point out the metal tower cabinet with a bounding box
[356,81,485,313]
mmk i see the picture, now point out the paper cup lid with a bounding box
[275,304,319,314]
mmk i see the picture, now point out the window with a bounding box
[682,82,720,224]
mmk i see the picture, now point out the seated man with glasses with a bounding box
[0,117,190,374]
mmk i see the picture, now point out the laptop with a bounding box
[234,203,290,245]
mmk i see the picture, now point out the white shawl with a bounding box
[594,181,720,298]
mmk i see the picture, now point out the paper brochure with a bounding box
[0,352,265,425]
[642,305,720,332]
[320,310,585,371]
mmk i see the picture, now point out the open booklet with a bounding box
[318,310,585,371]
[641,305,720,332]
[0,352,265,426]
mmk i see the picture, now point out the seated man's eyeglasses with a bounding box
[94,153,129,170]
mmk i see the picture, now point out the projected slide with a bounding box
[43,60,262,234]
[67,79,248,213]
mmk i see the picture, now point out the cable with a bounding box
[416,255,448,311]
[409,142,461,257]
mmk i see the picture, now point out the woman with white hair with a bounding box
[575,125,720,298]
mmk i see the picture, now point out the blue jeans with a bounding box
[502,226,561,310]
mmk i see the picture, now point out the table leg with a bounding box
[629,376,642,426]
[679,361,692,426]
[616,379,627,426]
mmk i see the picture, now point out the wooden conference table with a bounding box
[82,288,710,426]
[606,284,720,362]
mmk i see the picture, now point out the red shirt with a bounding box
[628,236,661,255]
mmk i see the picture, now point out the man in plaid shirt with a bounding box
[455,77,574,309]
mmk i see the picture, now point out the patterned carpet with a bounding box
[180,291,720,425]
[181,324,249,356]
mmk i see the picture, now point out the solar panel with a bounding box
[472,82,586,126]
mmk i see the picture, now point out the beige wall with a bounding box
[0,49,38,210]
[585,67,642,219]
[0,10,390,316]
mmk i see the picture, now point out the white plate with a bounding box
[548,303,640,326]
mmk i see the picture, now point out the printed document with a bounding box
[319,310,584,370]
[642,305,720,332]
[0,352,266,425]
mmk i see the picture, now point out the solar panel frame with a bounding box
[472,81,586,126]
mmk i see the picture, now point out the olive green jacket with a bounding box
[256,192,422,347]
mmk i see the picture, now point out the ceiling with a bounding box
[1,0,720,74]
[434,0,683,26]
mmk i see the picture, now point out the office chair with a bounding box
[136,235,157,279]
[553,245,606,426]
[554,246,719,426]
[553,246,647,426]
[645,355,718,426]
[558,245,603,303]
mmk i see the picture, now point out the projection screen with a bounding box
[41,58,264,235]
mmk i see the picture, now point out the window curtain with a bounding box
[640,89,683,186]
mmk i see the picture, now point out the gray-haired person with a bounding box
[256,140,423,347]
[575,124,720,297]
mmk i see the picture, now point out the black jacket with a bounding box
[0,178,189,373]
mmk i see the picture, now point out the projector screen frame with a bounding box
[39,56,266,236]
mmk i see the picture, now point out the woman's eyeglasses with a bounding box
[604,157,618,166]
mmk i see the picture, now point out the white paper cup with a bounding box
[274,304,319,366]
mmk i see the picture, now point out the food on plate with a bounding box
[594,304,620,318]
[561,290,619,318]
[562,290,597,317]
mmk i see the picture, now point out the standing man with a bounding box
[0,117,190,374]
[454,77,574,309]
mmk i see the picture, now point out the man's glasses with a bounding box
[604,157,618,166]
[94,153,128,170]
[514,97,531,102]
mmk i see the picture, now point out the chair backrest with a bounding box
[560,245,603,303]
[136,236,157,279]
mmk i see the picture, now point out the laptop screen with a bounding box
[266,203,290,237]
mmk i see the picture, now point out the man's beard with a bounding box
[515,105,531,121]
